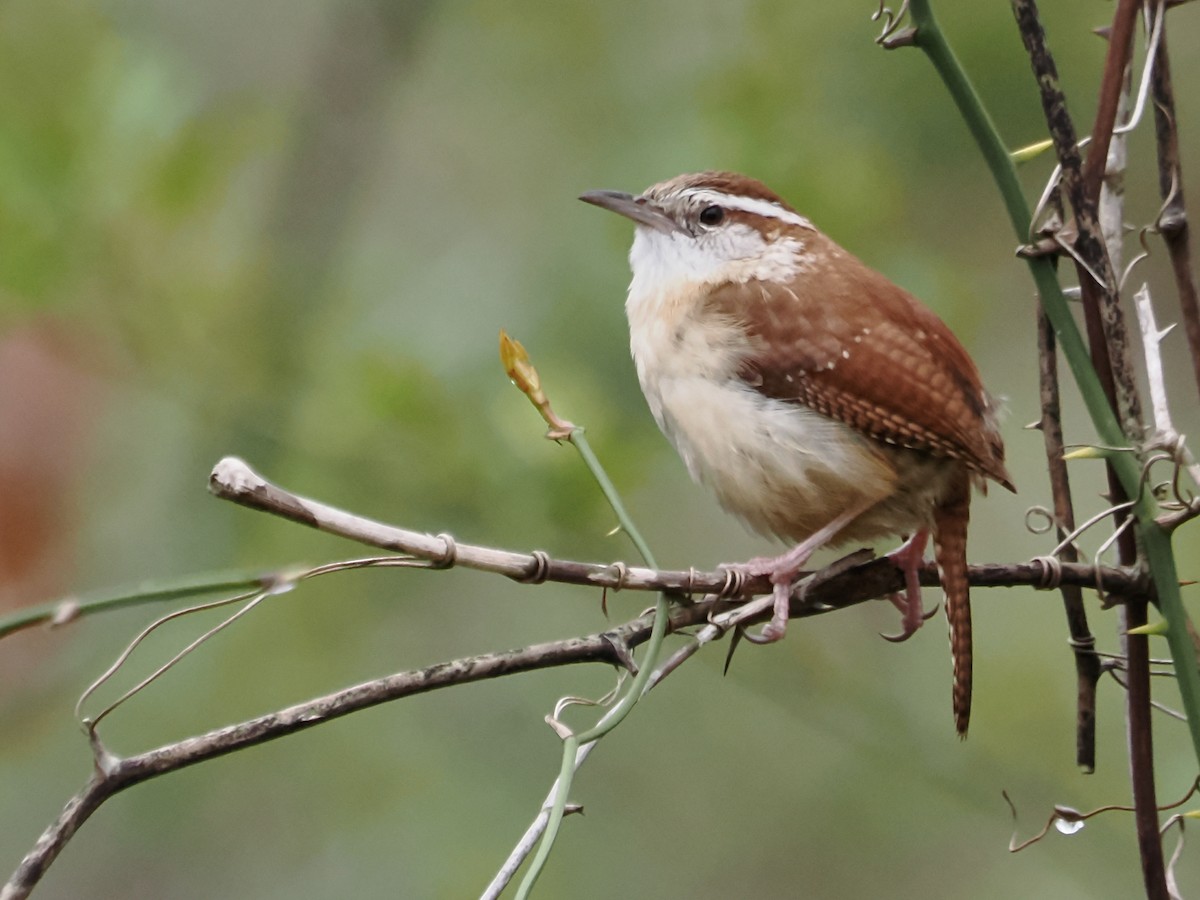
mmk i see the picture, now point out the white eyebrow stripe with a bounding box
[681,189,814,230]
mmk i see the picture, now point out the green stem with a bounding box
[0,571,268,641]
[515,735,579,900]
[908,0,1200,766]
[514,426,672,895]
[569,428,657,569]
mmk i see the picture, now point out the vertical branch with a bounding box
[908,0,1200,781]
[1123,592,1166,900]
[1010,3,1163,896]
[1036,311,1100,773]
[1011,0,1143,438]
[1150,26,1200,400]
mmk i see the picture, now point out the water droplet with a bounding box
[1054,817,1085,835]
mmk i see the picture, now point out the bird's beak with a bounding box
[579,190,684,235]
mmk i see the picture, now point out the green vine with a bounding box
[907,0,1200,767]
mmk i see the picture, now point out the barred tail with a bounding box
[934,471,973,738]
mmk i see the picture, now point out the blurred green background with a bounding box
[3,1,1199,897]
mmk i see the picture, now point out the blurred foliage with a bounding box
[1,0,1199,898]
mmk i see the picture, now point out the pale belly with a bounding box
[643,373,959,546]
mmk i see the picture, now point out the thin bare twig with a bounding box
[1035,309,1100,771]
[2,612,675,900]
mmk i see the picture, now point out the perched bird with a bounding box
[581,171,1013,735]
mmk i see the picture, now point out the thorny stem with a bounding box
[904,0,1200,773]
[1017,0,1143,440]
[1036,310,1100,772]
[1071,4,1167,894]
[1124,591,1168,900]
[1150,27,1200,402]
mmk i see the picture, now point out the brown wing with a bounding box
[707,233,1013,489]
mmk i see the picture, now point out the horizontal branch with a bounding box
[208,456,1148,603]
[4,457,1156,898]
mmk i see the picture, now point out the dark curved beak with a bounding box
[579,190,683,235]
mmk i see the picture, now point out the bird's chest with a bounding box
[626,287,953,544]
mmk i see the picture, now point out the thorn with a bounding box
[879,25,917,48]
[601,633,639,674]
[1011,138,1055,163]
[1126,620,1169,636]
[1016,236,1061,259]
[723,627,744,675]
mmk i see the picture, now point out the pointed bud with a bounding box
[499,330,546,406]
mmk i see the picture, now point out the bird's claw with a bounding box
[743,620,787,644]
[879,597,939,642]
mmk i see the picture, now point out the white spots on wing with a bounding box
[915,329,928,341]
[853,335,862,344]
[825,360,836,371]
[841,349,850,359]
[784,373,794,383]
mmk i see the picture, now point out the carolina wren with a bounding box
[581,171,1013,736]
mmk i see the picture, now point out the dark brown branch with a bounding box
[1,617,666,900]
[1036,309,1100,772]
[1081,0,1140,200]
[1150,25,1200,402]
[1011,4,1163,895]
[1011,0,1143,438]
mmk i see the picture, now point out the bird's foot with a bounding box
[722,504,875,643]
[879,529,937,642]
[740,575,798,644]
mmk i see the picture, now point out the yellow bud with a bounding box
[499,330,545,404]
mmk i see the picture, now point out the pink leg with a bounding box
[880,529,938,642]
[732,501,877,644]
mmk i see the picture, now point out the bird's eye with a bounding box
[699,205,724,226]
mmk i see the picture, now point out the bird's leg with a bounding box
[731,501,876,644]
[880,528,937,643]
